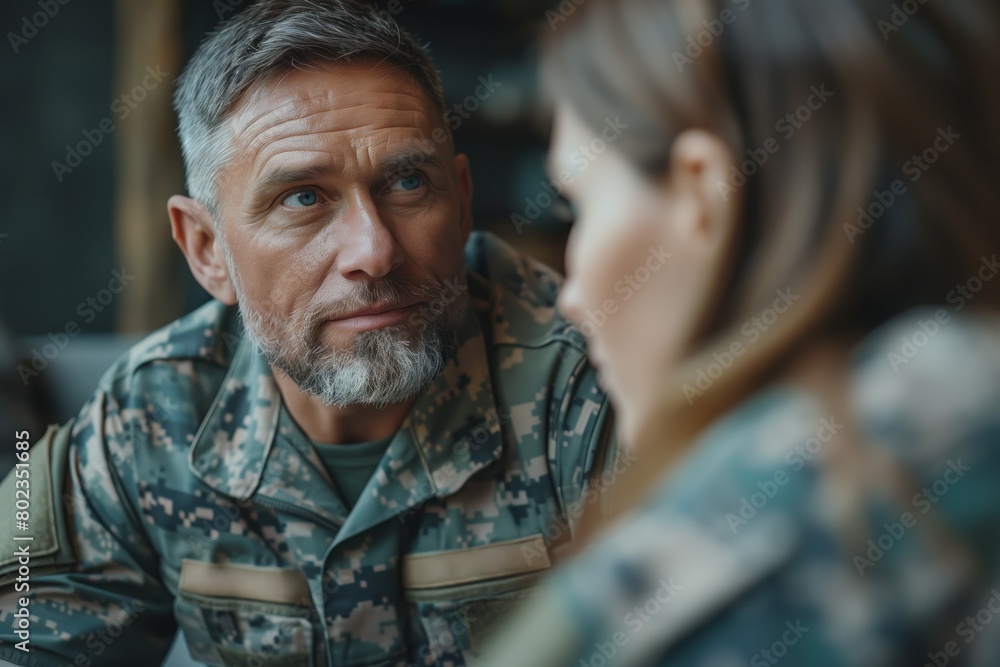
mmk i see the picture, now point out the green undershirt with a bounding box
[314,436,393,510]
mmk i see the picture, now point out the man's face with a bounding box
[214,61,472,407]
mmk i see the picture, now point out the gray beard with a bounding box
[223,245,466,408]
[267,311,461,408]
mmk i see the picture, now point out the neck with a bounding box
[273,370,417,444]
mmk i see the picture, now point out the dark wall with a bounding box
[1,0,118,335]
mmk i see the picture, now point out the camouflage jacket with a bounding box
[477,308,1000,667]
[0,231,616,667]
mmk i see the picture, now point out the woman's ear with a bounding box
[168,195,237,305]
[663,129,739,254]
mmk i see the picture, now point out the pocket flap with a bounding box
[0,421,76,587]
[179,559,311,607]
[403,534,551,590]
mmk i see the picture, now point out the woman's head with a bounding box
[546,0,1000,446]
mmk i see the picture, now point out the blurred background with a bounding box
[0,0,575,474]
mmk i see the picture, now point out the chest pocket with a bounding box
[174,559,319,667]
[403,534,552,666]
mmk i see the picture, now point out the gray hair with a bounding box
[174,0,448,217]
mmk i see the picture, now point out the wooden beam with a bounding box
[113,0,186,333]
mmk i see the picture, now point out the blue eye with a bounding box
[392,174,424,192]
[283,189,319,207]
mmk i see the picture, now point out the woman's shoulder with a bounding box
[850,306,1000,467]
[649,305,1000,565]
[683,305,1000,497]
[843,307,1000,567]
[550,308,1000,666]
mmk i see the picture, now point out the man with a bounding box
[0,1,617,666]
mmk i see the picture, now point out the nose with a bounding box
[557,228,586,331]
[557,276,586,333]
[336,192,404,280]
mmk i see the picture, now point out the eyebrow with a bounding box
[247,145,449,212]
[249,164,335,210]
[378,147,446,177]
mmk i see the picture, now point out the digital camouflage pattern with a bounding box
[0,231,616,667]
[477,308,1000,667]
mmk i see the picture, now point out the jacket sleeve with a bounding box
[0,393,176,666]
[547,343,621,542]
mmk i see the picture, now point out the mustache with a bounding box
[304,274,442,329]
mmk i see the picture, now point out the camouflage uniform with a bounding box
[0,231,617,667]
[477,308,1000,667]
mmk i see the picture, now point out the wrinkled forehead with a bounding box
[224,61,445,158]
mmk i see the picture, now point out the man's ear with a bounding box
[168,195,237,305]
[453,154,474,243]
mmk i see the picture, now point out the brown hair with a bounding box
[543,0,1000,522]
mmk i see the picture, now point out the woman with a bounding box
[478,0,1000,664]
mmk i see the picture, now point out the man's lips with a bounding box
[325,301,425,332]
